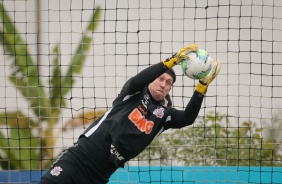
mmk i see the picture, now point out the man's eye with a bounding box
[166,81,172,86]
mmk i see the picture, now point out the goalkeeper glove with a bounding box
[195,59,222,95]
[163,43,199,69]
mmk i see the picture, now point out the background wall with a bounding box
[0,0,281,177]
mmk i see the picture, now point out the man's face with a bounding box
[148,73,173,101]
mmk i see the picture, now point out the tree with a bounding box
[0,4,104,170]
[137,112,282,166]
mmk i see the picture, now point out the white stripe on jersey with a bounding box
[123,91,140,101]
[152,127,164,141]
[165,115,171,122]
[85,107,113,137]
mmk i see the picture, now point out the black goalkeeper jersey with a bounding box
[73,62,204,183]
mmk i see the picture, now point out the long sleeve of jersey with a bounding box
[120,62,168,95]
[164,91,204,129]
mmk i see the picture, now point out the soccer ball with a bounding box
[181,49,213,80]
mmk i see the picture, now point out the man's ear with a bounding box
[147,83,152,92]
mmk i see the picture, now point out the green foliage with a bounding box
[138,112,282,166]
[0,4,101,170]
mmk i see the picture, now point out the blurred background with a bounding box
[0,0,281,183]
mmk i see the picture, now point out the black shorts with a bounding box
[40,161,79,184]
[40,137,118,184]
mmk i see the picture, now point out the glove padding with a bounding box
[196,59,222,95]
[163,43,199,69]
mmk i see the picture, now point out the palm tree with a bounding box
[0,3,103,170]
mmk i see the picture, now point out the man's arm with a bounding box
[123,62,167,94]
[164,91,204,129]
[119,44,199,95]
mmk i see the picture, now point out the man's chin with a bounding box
[153,94,164,101]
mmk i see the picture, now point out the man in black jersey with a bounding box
[40,43,221,184]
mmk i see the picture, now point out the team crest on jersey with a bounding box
[153,107,164,118]
[50,166,63,176]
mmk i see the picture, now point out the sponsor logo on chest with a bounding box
[128,105,165,134]
[128,108,154,134]
[141,94,150,109]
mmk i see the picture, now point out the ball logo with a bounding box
[181,49,212,80]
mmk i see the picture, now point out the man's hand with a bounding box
[163,43,199,69]
[196,59,222,95]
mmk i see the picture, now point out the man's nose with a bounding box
[160,80,166,88]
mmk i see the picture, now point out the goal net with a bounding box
[0,0,281,183]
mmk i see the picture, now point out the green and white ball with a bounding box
[181,49,212,80]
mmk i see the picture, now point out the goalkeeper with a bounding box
[40,44,221,184]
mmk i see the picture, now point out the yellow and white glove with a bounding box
[195,59,222,95]
[163,43,199,69]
